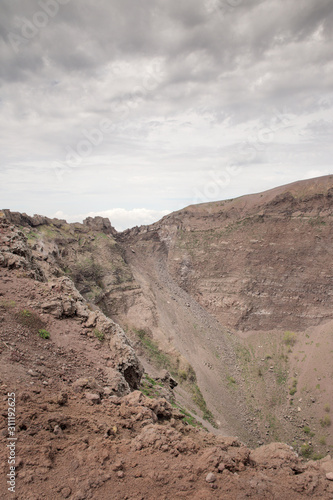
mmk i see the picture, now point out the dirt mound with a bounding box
[0,295,332,499]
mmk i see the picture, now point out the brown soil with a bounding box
[0,269,333,499]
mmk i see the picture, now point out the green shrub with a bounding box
[134,328,173,371]
[227,375,237,386]
[303,426,311,434]
[187,364,197,382]
[320,415,331,427]
[178,369,188,381]
[0,300,16,309]
[319,436,326,445]
[324,404,330,413]
[289,378,297,395]
[283,331,297,346]
[191,384,217,428]
[38,329,50,339]
[135,329,147,340]
[93,329,104,341]
[300,443,313,458]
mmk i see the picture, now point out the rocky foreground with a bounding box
[0,208,333,499]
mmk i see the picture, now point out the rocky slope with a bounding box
[1,208,333,499]
[114,175,333,453]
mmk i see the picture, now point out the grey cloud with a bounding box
[0,0,332,228]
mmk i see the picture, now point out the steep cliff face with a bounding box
[117,175,333,451]
[121,175,333,333]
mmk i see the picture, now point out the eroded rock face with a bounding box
[38,275,144,391]
[109,334,144,390]
[120,177,333,332]
[83,216,117,235]
[0,215,45,281]
[0,212,143,396]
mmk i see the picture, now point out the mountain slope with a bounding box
[117,175,333,450]
[1,204,333,499]
[2,175,333,452]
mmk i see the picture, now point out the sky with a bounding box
[0,0,332,230]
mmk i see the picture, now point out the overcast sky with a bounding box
[0,0,332,230]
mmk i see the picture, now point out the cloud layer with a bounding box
[0,0,332,227]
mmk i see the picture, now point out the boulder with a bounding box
[84,392,101,404]
[104,367,130,396]
[250,442,299,469]
[83,216,117,235]
[41,299,63,318]
[206,472,216,483]
[85,311,97,328]
[109,334,144,390]
[72,377,104,395]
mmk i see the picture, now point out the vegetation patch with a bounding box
[38,329,50,339]
[71,258,104,284]
[303,426,314,437]
[26,230,39,242]
[320,414,331,428]
[300,443,313,458]
[170,401,205,429]
[139,374,164,399]
[136,330,213,427]
[236,345,251,363]
[93,329,104,341]
[283,331,297,347]
[0,300,16,309]
[275,366,288,385]
[15,309,45,333]
[226,375,237,387]
[191,384,217,428]
[134,329,176,373]
[289,378,298,396]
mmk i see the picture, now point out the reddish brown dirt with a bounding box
[0,249,332,498]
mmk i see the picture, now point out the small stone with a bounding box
[54,425,63,436]
[61,486,72,498]
[218,463,225,472]
[85,392,101,404]
[28,369,38,377]
[112,462,124,472]
[206,472,216,483]
[117,471,125,479]
[326,472,333,481]
[57,392,68,406]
